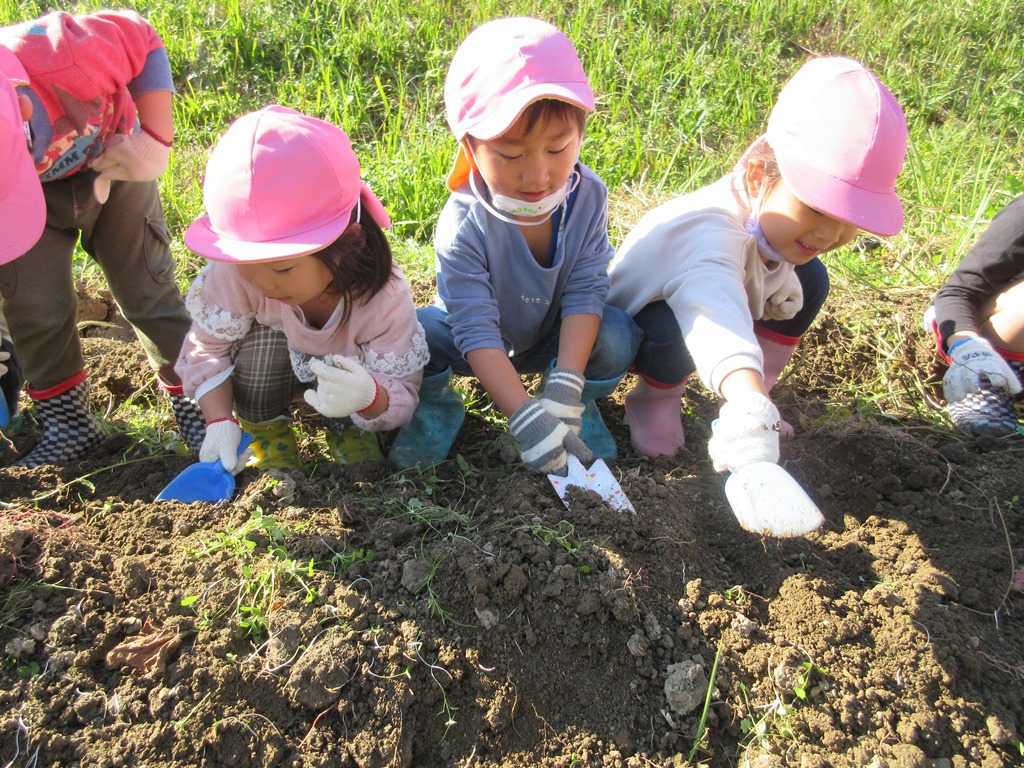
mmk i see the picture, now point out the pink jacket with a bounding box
[176,262,428,432]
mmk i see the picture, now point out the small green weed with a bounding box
[530,520,586,563]
[186,509,318,642]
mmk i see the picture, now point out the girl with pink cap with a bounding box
[388,16,641,476]
[608,57,908,474]
[175,105,428,473]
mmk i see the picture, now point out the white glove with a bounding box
[200,418,245,474]
[0,349,8,378]
[303,355,378,418]
[91,130,171,204]
[708,392,781,473]
[943,337,1022,402]
[762,272,803,321]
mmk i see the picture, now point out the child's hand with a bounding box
[304,355,379,418]
[509,398,594,474]
[708,393,780,473]
[200,418,246,474]
[539,367,585,434]
[91,130,172,203]
[0,349,8,378]
[943,337,1022,403]
[763,272,803,321]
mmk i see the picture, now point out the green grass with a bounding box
[6,0,1022,285]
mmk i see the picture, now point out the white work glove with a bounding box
[0,349,8,378]
[91,130,172,204]
[200,418,246,474]
[943,337,1022,402]
[509,398,593,475]
[708,392,781,473]
[303,355,379,419]
[539,367,585,435]
[762,272,804,321]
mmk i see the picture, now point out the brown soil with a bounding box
[1,284,1022,768]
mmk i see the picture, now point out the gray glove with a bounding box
[509,398,593,474]
[708,393,781,473]
[539,367,585,434]
[943,337,1022,402]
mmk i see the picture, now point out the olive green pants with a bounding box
[0,173,191,392]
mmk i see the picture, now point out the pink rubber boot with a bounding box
[759,334,799,438]
[624,376,687,457]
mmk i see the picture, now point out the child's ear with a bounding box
[18,93,33,121]
[744,157,766,199]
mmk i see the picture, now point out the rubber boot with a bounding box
[624,376,687,458]
[155,374,205,453]
[759,335,799,392]
[579,374,624,464]
[388,369,466,469]
[17,378,106,468]
[238,416,301,471]
[759,335,799,438]
[325,425,384,465]
[167,392,206,453]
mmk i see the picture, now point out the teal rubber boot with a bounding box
[388,369,466,469]
[580,374,624,464]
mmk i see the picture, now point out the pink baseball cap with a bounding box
[444,17,595,190]
[762,56,908,237]
[185,105,391,263]
[0,44,45,265]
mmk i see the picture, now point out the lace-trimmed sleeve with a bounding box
[184,268,256,342]
[361,323,430,379]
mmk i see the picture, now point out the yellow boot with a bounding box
[325,426,383,465]
[238,417,301,470]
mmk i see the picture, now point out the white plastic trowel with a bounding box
[724,461,824,537]
[547,455,636,514]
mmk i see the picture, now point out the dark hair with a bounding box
[747,140,783,194]
[312,206,393,325]
[511,98,588,139]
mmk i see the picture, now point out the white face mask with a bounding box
[465,141,580,227]
[744,215,785,263]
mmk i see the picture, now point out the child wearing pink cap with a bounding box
[0,10,202,467]
[923,195,1024,436]
[175,105,428,473]
[608,57,908,473]
[388,17,641,475]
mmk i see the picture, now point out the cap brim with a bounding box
[0,74,44,265]
[778,155,904,238]
[463,84,594,141]
[185,181,391,263]
[185,212,350,263]
[0,156,44,264]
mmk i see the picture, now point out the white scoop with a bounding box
[548,455,636,514]
[724,461,824,537]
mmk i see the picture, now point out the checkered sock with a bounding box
[17,382,106,467]
[168,393,206,453]
[947,378,1020,438]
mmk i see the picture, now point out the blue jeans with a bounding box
[418,304,642,381]
[633,258,830,384]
